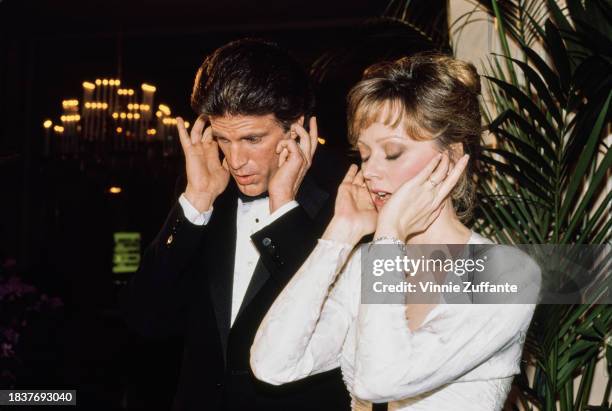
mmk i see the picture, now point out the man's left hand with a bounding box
[268,117,319,214]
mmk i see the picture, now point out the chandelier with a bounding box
[42,78,188,160]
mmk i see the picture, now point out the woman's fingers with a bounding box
[343,164,359,183]
[413,152,443,185]
[435,154,469,205]
[428,152,450,188]
[353,169,366,187]
[357,185,375,209]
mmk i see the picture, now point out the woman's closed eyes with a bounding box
[359,150,403,163]
[385,151,403,160]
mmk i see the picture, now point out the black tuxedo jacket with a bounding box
[119,172,350,411]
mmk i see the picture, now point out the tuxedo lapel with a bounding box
[206,183,239,360]
[296,173,330,220]
[234,174,329,323]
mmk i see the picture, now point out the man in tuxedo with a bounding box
[120,38,350,410]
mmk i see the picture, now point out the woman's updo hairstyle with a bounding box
[347,52,482,221]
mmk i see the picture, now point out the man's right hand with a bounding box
[177,115,230,213]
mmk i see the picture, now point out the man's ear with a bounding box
[287,115,304,140]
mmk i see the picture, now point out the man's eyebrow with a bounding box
[212,132,268,140]
[240,132,267,140]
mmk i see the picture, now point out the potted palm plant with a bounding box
[464,1,611,409]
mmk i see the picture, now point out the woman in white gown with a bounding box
[250,54,540,411]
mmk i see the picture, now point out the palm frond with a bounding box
[472,1,612,410]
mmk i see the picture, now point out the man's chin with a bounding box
[234,179,266,197]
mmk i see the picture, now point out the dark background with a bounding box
[0,0,446,409]
[0,0,388,276]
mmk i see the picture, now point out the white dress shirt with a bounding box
[251,231,541,411]
[178,192,298,326]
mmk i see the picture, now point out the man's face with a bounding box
[210,114,289,196]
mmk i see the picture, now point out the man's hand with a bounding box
[177,115,230,212]
[268,116,319,214]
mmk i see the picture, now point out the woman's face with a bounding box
[357,121,440,210]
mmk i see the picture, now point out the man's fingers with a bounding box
[277,139,306,167]
[288,138,308,164]
[278,147,289,167]
[292,123,312,164]
[277,138,307,193]
[343,164,359,183]
[309,116,318,158]
[190,115,207,145]
[202,135,223,165]
[176,117,191,150]
[201,126,213,143]
[435,154,469,205]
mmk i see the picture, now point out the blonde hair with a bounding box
[346,53,482,221]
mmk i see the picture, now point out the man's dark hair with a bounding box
[190,38,315,131]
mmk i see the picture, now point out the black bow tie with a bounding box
[237,190,269,203]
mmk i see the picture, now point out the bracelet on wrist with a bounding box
[369,236,407,253]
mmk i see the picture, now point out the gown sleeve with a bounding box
[250,239,361,386]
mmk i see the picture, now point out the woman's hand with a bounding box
[375,152,469,241]
[322,164,377,245]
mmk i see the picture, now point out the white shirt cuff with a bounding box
[261,200,299,227]
[178,193,213,226]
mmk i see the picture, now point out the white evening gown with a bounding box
[250,231,540,411]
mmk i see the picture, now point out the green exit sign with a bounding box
[113,232,141,274]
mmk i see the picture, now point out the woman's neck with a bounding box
[406,198,471,244]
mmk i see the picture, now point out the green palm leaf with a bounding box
[471,1,611,410]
